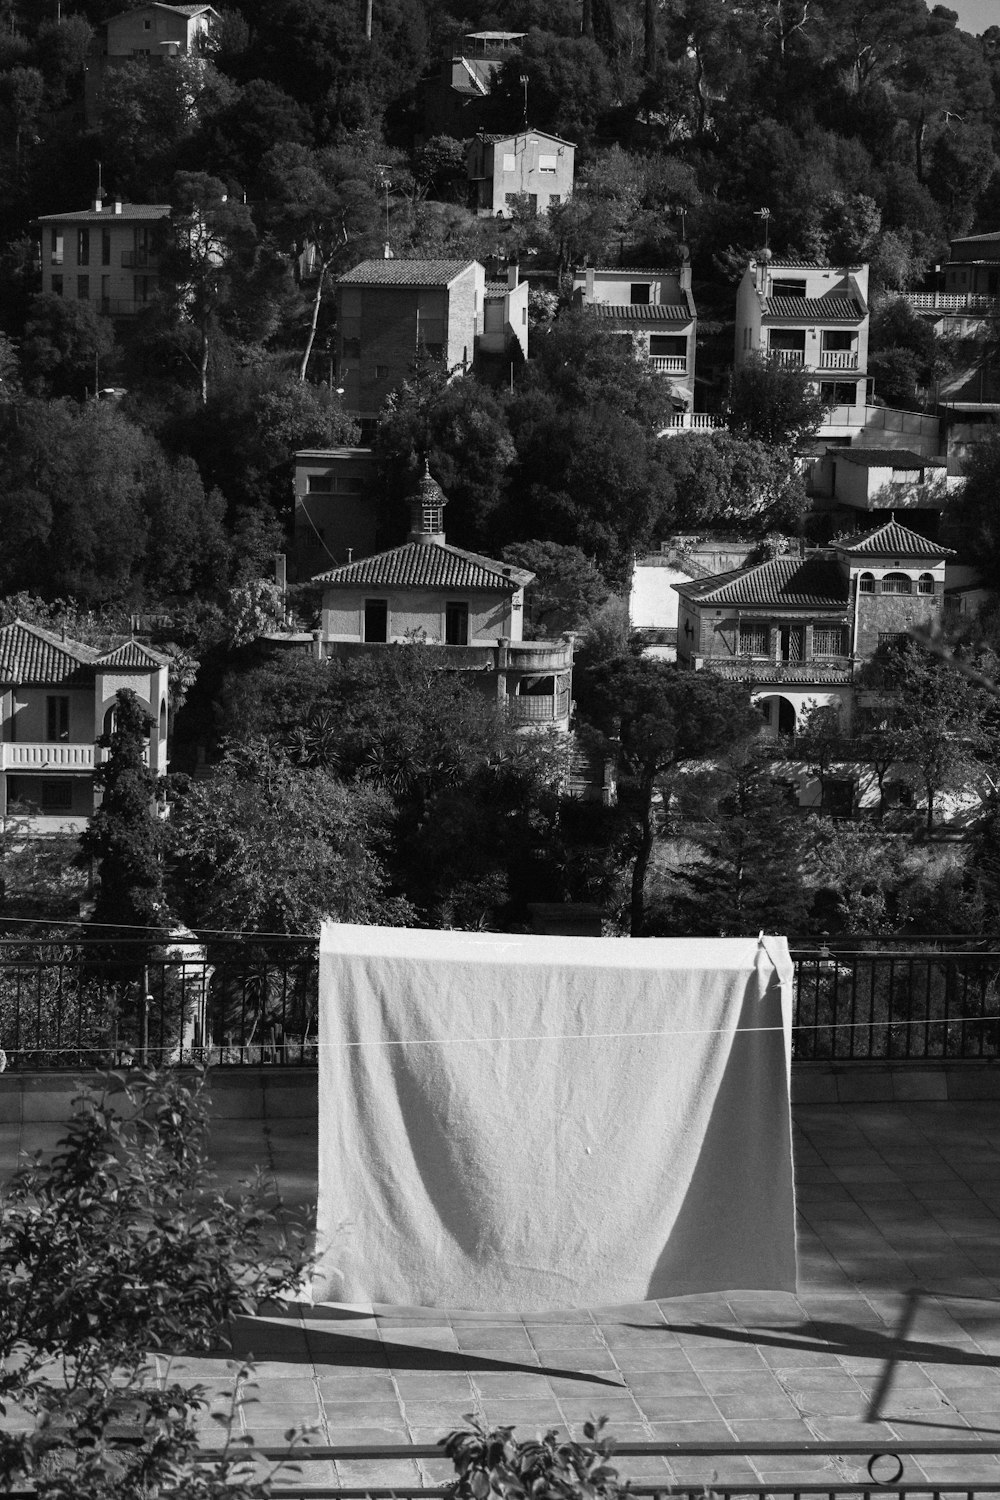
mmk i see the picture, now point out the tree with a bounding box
[726,352,827,446]
[0,1066,310,1497]
[660,430,807,535]
[159,171,258,404]
[487,32,615,145]
[581,657,760,935]
[257,140,383,381]
[501,541,609,638]
[82,689,167,938]
[372,365,516,549]
[868,297,948,408]
[650,747,811,936]
[166,740,413,936]
[857,641,997,833]
[21,292,116,400]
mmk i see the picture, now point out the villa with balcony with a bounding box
[735,255,870,438]
[572,263,697,411]
[307,465,569,729]
[309,466,574,731]
[0,621,170,833]
[674,520,953,739]
[35,199,169,319]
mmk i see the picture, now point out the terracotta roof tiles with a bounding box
[314,541,528,590]
[834,520,955,557]
[337,259,476,287]
[0,621,95,686]
[675,556,849,608]
[762,296,864,319]
[591,303,690,322]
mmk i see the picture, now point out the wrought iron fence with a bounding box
[0,937,998,1070]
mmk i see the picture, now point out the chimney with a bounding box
[93,197,103,213]
[507,261,519,291]
[585,266,594,302]
[113,199,122,214]
[407,460,448,546]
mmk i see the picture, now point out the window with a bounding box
[364,599,388,643]
[46,696,70,742]
[548,193,561,207]
[77,228,89,266]
[649,334,686,357]
[101,275,110,312]
[134,275,152,304]
[538,153,557,172]
[820,381,858,404]
[780,623,804,663]
[768,330,806,352]
[630,283,651,305]
[143,16,151,26]
[342,337,361,359]
[858,572,875,593]
[881,572,911,594]
[41,780,73,813]
[51,229,63,265]
[51,274,62,296]
[77,275,89,300]
[814,626,845,655]
[917,572,934,594]
[374,363,390,379]
[502,152,516,172]
[878,631,907,652]
[739,622,769,656]
[822,330,853,350]
[445,602,469,646]
[307,474,333,493]
[102,228,111,266]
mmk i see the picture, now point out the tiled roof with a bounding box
[578,267,681,276]
[484,280,509,297]
[475,128,575,147]
[762,297,864,320]
[0,621,95,686]
[95,641,168,669]
[36,204,169,223]
[765,256,861,269]
[337,259,475,287]
[834,520,955,557]
[314,541,528,590]
[835,448,944,469]
[675,556,849,608]
[591,303,690,322]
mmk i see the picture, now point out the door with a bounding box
[445,602,469,645]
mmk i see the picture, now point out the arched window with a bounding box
[917,572,934,594]
[858,572,875,593]
[881,572,911,594]
[103,705,116,738]
[159,698,167,738]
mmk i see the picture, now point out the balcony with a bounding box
[697,655,855,684]
[649,355,687,374]
[904,291,1000,313]
[121,250,156,268]
[1,743,95,771]
[768,348,805,366]
[659,413,723,433]
[819,350,859,370]
[507,689,571,725]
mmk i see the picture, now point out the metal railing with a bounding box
[0,939,998,1069]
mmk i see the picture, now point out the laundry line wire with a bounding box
[7,1008,1000,1056]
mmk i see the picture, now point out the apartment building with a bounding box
[573,263,697,410]
[466,129,575,217]
[36,199,169,318]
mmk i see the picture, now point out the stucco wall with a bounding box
[322,588,517,644]
[5,687,93,743]
[40,212,165,311]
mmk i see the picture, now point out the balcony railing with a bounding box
[649,354,687,373]
[0,936,998,1068]
[904,291,1000,312]
[819,350,859,369]
[121,250,156,268]
[1,742,95,770]
[698,655,856,684]
[768,348,805,365]
[660,413,723,431]
[507,689,571,725]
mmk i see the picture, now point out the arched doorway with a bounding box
[777,696,797,737]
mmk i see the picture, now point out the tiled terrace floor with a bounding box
[6,1099,1000,1490]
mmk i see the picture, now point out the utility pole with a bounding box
[364,0,372,41]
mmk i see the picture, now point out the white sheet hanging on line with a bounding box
[315,925,796,1311]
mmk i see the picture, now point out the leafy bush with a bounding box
[0,1066,313,1495]
[444,1417,627,1500]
